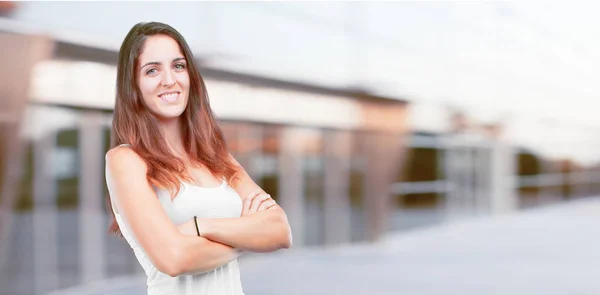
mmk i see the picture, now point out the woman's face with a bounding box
[137,34,190,121]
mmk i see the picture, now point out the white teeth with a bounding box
[161,93,177,99]
[160,93,178,102]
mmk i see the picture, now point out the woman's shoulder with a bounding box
[105,144,147,172]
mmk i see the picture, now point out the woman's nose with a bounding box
[161,70,175,87]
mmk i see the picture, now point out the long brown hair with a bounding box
[107,22,239,236]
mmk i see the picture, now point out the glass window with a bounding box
[349,131,366,242]
[258,124,280,201]
[55,128,79,209]
[299,128,325,246]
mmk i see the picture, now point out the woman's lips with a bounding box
[159,92,179,103]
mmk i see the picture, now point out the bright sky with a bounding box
[6,1,600,163]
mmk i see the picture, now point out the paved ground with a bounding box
[44,197,600,295]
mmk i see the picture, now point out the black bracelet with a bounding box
[193,216,201,237]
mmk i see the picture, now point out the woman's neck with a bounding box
[159,117,186,158]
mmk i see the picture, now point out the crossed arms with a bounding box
[105,147,292,277]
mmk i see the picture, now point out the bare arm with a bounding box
[106,147,242,277]
[197,208,291,253]
[191,155,292,253]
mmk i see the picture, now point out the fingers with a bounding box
[257,198,277,212]
[243,190,262,215]
[249,193,271,214]
[242,190,276,215]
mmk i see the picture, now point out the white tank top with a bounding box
[111,144,245,295]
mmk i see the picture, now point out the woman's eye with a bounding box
[175,63,186,70]
[146,68,157,75]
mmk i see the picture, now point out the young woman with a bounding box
[105,22,292,295]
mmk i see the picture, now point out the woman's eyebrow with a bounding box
[140,61,160,70]
[140,57,186,70]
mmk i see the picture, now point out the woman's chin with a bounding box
[154,109,186,121]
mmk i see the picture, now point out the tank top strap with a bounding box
[118,143,131,148]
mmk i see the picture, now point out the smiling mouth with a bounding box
[159,92,180,102]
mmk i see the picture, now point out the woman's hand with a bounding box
[242,190,277,216]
